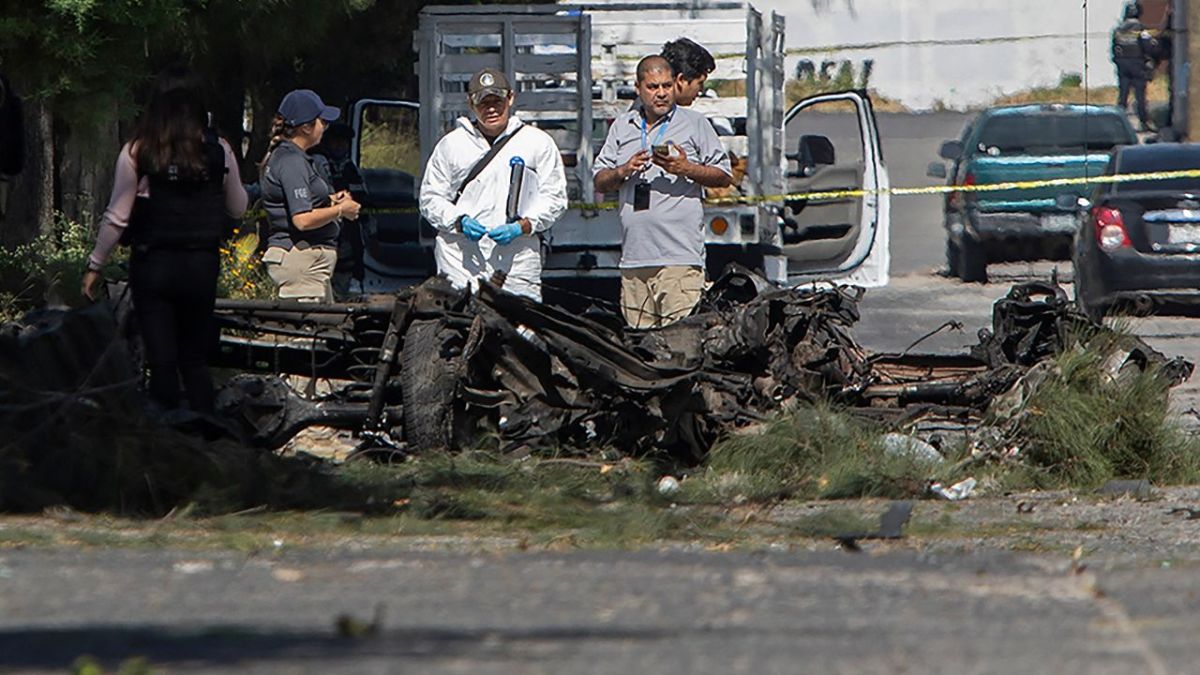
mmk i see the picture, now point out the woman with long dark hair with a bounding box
[82,64,248,413]
[258,89,360,302]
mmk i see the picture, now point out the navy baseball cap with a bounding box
[278,89,340,127]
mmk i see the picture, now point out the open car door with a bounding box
[350,99,435,292]
[780,91,889,287]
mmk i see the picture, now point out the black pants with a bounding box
[129,247,220,413]
[1117,62,1150,128]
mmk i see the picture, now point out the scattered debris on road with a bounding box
[931,477,978,501]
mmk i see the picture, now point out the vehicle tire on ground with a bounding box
[401,318,461,452]
[945,239,961,277]
[1077,297,1107,323]
[957,234,988,283]
[1073,273,1107,323]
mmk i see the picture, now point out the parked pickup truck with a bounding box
[347,1,891,308]
[929,104,1138,283]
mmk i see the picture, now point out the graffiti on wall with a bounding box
[794,59,875,89]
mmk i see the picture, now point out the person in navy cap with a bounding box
[258,89,361,302]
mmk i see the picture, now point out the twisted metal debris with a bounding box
[209,270,1193,460]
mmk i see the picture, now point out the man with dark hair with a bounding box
[661,38,716,106]
[594,55,732,328]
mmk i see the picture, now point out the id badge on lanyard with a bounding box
[635,112,671,212]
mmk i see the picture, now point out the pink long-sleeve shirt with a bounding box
[87,139,248,269]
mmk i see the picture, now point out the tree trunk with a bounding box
[1,99,54,246]
[243,86,285,184]
[55,106,120,232]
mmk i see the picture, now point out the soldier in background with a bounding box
[1112,1,1154,131]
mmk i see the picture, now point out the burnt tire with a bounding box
[958,234,988,284]
[401,319,460,452]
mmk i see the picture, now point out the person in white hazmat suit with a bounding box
[419,68,567,301]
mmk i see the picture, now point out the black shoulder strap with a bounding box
[452,125,524,205]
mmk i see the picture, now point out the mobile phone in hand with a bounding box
[652,144,671,157]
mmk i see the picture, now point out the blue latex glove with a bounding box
[460,215,487,241]
[488,221,524,245]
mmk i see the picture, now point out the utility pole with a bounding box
[1184,0,1200,139]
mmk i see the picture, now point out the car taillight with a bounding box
[710,216,729,235]
[1092,206,1131,251]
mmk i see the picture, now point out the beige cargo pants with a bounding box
[620,265,705,329]
[263,245,337,303]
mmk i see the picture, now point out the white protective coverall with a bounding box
[419,115,567,301]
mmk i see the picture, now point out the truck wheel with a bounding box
[1073,273,1107,323]
[958,234,988,284]
[401,319,460,452]
[1079,298,1107,324]
[945,239,961,277]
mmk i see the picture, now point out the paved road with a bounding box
[0,547,1194,674]
[875,112,972,277]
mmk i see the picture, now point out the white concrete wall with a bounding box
[753,0,1128,110]
[573,0,1133,110]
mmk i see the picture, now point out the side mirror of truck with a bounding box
[927,162,948,180]
[938,140,963,161]
[798,135,836,167]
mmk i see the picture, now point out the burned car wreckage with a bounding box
[204,268,1193,461]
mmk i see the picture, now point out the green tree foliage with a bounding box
[0,0,184,131]
[0,0,553,177]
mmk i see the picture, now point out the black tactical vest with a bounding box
[126,130,228,249]
[1112,20,1147,61]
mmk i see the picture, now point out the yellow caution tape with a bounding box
[698,168,1200,208]
[240,168,1200,220]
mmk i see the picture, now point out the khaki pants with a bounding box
[263,245,337,302]
[620,265,704,329]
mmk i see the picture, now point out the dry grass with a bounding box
[997,333,1200,489]
[707,78,908,113]
[676,405,943,504]
[359,116,422,177]
[990,76,1170,108]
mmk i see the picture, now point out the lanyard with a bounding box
[640,108,673,150]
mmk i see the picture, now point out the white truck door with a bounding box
[780,91,890,288]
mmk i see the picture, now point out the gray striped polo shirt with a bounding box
[594,105,732,268]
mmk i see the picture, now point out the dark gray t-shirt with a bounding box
[261,140,338,248]
[594,106,732,268]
